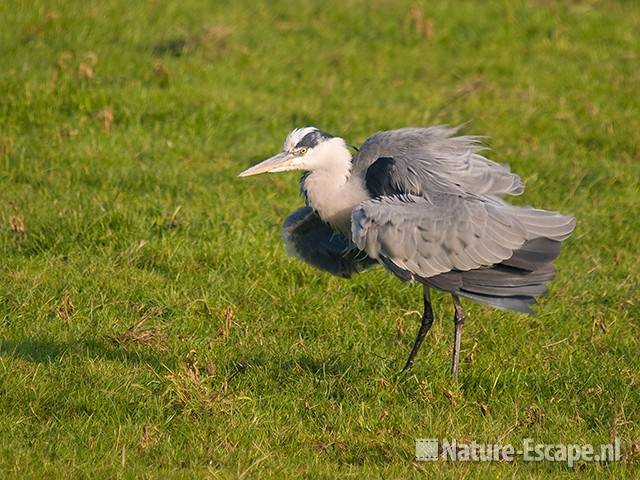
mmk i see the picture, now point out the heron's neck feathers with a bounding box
[303,138,369,232]
[308,137,353,183]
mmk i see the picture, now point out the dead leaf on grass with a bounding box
[525,405,544,425]
[219,306,234,338]
[78,62,94,79]
[9,212,25,233]
[444,389,458,408]
[110,305,166,350]
[97,107,113,132]
[140,424,161,449]
[153,62,170,87]
[403,4,434,40]
[57,290,75,320]
[185,350,201,385]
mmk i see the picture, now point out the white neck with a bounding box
[304,138,353,183]
[302,139,369,233]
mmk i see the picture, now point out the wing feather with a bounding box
[351,194,531,279]
[351,192,575,280]
[355,126,524,198]
[282,207,377,278]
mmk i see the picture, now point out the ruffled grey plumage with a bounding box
[352,126,525,197]
[282,207,377,278]
[281,125,575,314]
[244,124,576,374]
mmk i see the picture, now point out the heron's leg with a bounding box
[402,287,433,371]
[450,295,465,378]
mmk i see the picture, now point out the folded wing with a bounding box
[351,193,575,280]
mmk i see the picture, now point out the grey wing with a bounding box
[351,193,575,280]
[353,126,524,197]
[282,207,377,278]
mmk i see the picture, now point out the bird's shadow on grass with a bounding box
[0,337,171,371]
[229,351,383,382]
[282,354,355,376]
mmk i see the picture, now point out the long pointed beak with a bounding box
[238,152,293,177]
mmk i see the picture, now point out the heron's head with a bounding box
[239,127,351,177]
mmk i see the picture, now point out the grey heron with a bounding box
[239,126,575,376]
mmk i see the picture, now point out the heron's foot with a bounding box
[401,356,415,372]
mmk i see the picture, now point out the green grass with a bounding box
[1,0,639,477]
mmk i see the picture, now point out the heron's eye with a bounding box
[296,147,308,155]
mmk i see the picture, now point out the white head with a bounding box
[238,126,352,177]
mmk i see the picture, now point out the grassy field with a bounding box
[1,0,639,477]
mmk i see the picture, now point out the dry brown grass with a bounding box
[110,306,166,351]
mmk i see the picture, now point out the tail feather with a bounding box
[458,263,555,298]
[459,259,557,314]
[454,291,536,314]
[502,238,561,271]
[422,239,565,314]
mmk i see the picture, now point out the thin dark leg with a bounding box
[402,287,434,371]
[450,295,465,378]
